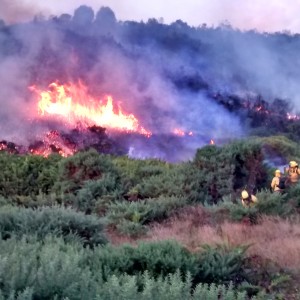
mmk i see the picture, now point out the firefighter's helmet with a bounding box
[241,190,249,199]
[290,161,298,168]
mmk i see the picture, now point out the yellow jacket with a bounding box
[242,194,258,208]
[287,167,300,183]
[271,176,280,192]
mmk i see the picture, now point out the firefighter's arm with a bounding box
[271,177,278,189]
[251,195,258,203]
[271,177,276,189]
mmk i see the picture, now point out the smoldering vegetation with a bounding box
[0,5,300,160]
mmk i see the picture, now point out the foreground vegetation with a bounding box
[1,135,300,299]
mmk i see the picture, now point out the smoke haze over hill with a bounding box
[0,4,299,160]
[2,0,300,33]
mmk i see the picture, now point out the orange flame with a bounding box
[30,82,151,137]
[173,129,194,137]
[29,130,76,158]
[287,112,300,120]
[210,139,215,145]
[173,128,185,136]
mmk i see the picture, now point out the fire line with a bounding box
[29,82,152,137]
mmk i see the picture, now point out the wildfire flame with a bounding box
[287,112,300,120]
[173,129,194,137]
[173,128,185,136]
[28,130,75,157]
[30,82,151,137]
[210,139,215,145]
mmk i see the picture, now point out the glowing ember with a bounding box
[30,82,151,137]
[287,112,300,120]
[0,142,7,151]
[173,129,194,137]
[29,130,76,157]
[173,128,185,136]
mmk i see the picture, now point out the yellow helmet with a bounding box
[241,190,249,199]
[290,161,298,168]
[275,169,281,175]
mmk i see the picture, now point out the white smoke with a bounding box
[2,0,300,33]
[0,3,299,161]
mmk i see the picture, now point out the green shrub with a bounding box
[133,168,186,199]
[255,190,293,216]
[112,157,171,190]
[193,140,268,204]
[89,240,197,279]
[209,196,258,222]
[0,236,272,299]
[0,288,34,300]
[75,175,122,213]
[113,156,188,201]
[0,153,61,197]
[0,235,95,300]
[106,196,187,236]
[0,205,107,246]
[285,183,300,208]
[195,242,249,284]
[3,193,60,208]
[50,150,123,213]
[95,272,252,300]
[54,149,120,194]
[259,135,300,162]
[210,190,293,221]
[116,220,147,238]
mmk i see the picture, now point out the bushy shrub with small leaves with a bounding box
[193,140,268,204]
[0,153,61,197]
[94,271,255,300]
[0,205,107,246]
[0,235,97,300]
[89,240,197,280]
[0,236,263,300]
[211,189,294,222]
[106,196,187,236]
[195,242,249,284]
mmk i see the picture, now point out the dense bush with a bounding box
[193,140,268,204]
[88,240,263,292]
[212,190,295,222]
[0,137,294,210]
[255,190,293,216]
[259,135,300,163]
[0,236,95,300]
[52,149,122,212]
[93,273,256,300]
[195,243,249,284]
[89,240,197,280]
[0,153,61,197]
[0,236,263,300]
[106,196,187,236]
[0,133,298,299]
[112,157,187,200]
[0,205,107,246]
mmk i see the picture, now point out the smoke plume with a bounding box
[0,5,299,161]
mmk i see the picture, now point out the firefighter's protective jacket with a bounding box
[271,176,280,192]
[241,194,258,208]
[287,166,300,184]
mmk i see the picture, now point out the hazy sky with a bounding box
[1,0,300,33]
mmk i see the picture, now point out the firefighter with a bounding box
[285,161,300,186]
[241,190,258,208]
[271,169,282,192]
